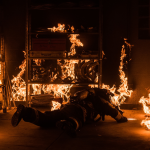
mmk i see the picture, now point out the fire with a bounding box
[47,23,65,33]
[11,24,84,110]
[57,59,79,81]
[139,93,150,129]
[102,39,133,107]
[68,34,83,56]
[42,84,73,100]
[51,101,61,111]
[141,118,150,130]
[139,93,150,114]
[11,58,26,101]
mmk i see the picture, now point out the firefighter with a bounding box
[11,88,127,137]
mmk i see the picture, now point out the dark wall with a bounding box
[3,0,26,79]
[129,0,150,103]
[102,0,129,87]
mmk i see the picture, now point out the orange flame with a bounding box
[102,40,133,107]
[11,24,96,111]
[141,118,150,130]
[57,59,79,81]
[68,34,83,56]
[11,56,26,101]
[139,93,150,129]
[51,101,62,111]
[47,23,65,33]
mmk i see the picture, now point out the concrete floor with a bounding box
[0,108,150,150]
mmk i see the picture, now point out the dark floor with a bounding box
[0,107,150,150]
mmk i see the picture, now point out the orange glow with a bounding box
[141,118,150,130]
[47,23,65,33]
[11,24,98,111]
[51,101,61,111]
[102,40,133,107]
[11,51,26,101]
[57,59,79,81]
[68,34,83,56]
[139,93,150,129]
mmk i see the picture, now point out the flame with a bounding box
[42,84,73,100]
[11,53,26,101]
[33,59,43,66]
[51,101,62,111]
[139,93,150,114]
[139,93,150,129]
[68,34,83,56]
[47,23,65,33]
[11,24,97,111]
[102,40,133,107]
[141,117,150,130]
[57,59,79,81]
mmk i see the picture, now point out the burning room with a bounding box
[0,0,150,149]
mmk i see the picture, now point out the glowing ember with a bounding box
[102,39,133,107]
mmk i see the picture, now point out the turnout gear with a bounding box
[11,88,128,137]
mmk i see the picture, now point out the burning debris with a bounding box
[139,91,150,130]
[102,39,133,108]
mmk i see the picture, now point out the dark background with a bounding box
[1,0,150,104]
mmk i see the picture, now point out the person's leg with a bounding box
[11,104,64,127]
[55,104,86,137]
[93,96,127,123]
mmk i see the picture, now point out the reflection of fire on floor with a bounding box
[1,109,150,150]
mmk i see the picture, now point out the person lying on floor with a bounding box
[11,88,128,137]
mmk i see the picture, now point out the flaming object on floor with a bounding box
[139,92,150,129]
[102,39,133,107]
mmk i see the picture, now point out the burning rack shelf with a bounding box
[28,81,98,85]
[29,7,100,10]
[29,32,99,35]
[26,0,103,106]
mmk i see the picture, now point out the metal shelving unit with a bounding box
[25,0,103,106]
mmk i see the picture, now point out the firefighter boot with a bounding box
[115,111,128,123]
[11,104,26,127]
[56,120,77,138]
